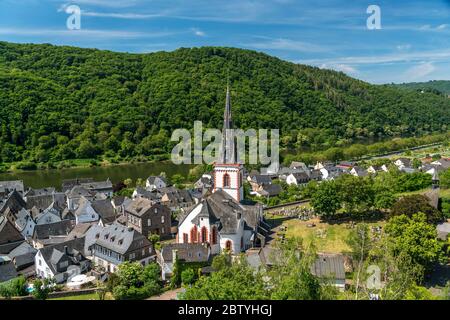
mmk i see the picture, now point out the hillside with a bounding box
[0,41,449,164]
[393,80,450,95]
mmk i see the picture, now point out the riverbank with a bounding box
[0,160,193,190]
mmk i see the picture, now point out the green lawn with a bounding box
[49,292,114,300]
[266,214,385,254]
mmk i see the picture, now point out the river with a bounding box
[0,162,193,190]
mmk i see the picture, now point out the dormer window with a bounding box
[104,233,109,240]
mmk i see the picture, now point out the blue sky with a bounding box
[1,0,450,84]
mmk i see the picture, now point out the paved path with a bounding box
[147,288,183,300]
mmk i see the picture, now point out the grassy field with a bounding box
[266,214,385,254]
[49,292,114,300]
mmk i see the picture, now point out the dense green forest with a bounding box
[0,41,449,165]
[392,80,450,95]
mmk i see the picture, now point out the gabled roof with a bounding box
[67,186,95,199]
[258,184,282,197]
[92,199,116,224]
[160,243,210,263]
[80,179,113,191]
[24,187,55,198]
[0,255,18,282]
[311,254,345,280]
[181,190,260,234]
[38,238,87,275]
[0,216,24,246]
[33,220,75,240]
[86,222,152,255]
[0,180,24,194]
[0,190,26,215]
[250,175,272,185]
[146,176,168,185]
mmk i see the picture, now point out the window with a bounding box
[161,227,165,234]
[211,227,218,245]
[225,240,232,252]
[183,233,188,243]
[39,259,42,266]
[223,173,231,188]
[201,227,208,243]
[129,253,136,260]
[147,218,152,226]
[161,216,165,224]
[190,226,198,243]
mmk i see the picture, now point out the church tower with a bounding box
[213,86,244,202]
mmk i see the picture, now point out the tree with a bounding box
[211,253,232,271]
[113,262,162,300]
[345,224,371,299]
[310,180,341,218]
[181,268,196,286]
[336,175,375,213]
[440,168,450,189]
[390,195,443,224]
[180,257,269,300]
[374,191,397,211]
[385,213,445,272]
[32,278,54,300]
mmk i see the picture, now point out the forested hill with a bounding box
[392,80,450,95]
[0,41,449,164]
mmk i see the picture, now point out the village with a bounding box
[0,89,449,300]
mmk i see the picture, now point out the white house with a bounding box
[14,208,36,238]
[74,197,99,225]
[34,203,62,225]
[35,238,90,283]
[146,176,168,191]
[286,172,310,186]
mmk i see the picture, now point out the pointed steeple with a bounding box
[220,85,236,164]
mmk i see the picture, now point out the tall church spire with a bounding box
[220,85,236,164]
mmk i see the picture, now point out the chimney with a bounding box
[64,245,69,255]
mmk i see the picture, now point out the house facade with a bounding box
[125,199,172,239]
[86,223,155,273]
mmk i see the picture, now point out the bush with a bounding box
[0,276,28,298]
[181,268,196,286]
[16,162,37,170]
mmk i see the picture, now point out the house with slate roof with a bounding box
[85,222,154,273]
[125,198,171,239]
[35,237,90,283]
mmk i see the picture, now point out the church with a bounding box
[176,87,266,255]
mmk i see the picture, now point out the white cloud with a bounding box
[319,63,358,75]
[246,37,327,53]
[82,11,163,19]
[396,44,411,51]
[299,49,450,66]
[404,62,436,80]
[191,28,206,37]
[0,28,174,39]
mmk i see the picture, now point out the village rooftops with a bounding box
[62,178,94,192]
[86,222,152,255]
[24,187,56,198]
[33,220,75,240]
[125,197,156,217]
[0,180,24,195]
